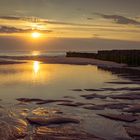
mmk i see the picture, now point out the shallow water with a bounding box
[0,61,140,140]
[0,61,120,101]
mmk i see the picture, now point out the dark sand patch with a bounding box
[84,89,105,91]
[58,102,85,107]
[83,105,105,110]
[83,103,129,110]
[124,104,140,113]
[16,98,73,105]
[125,126,140,139]
[80,93,106,99]
[27,117,80,125]
[106,81,140,85]
[102,87,140,91]
[110,93,140,100]
[71,89,83,91]
[63,96,75,99]
[17,98,45,102]
[98,113,137,122]
[73,87,140,94]
[36,99,73,105]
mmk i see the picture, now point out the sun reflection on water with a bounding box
[0,62,117,88]
[33,61,40,74]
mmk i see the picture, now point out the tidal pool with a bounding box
[0,61,120,101]
[0,61,140,140]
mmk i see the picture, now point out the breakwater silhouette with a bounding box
[66,50,140,66]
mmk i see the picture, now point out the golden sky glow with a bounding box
[0,16,140,42]
[0,0,140,52]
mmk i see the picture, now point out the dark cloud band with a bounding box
[0,15,94,26]
[0,25,52,34]
[95,13,140,25]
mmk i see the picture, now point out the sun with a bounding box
[32,32,41,38]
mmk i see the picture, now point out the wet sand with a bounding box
[1,56,140,71]
[1,86,140,139]
[35,56,126,68]
[0,56,126,67]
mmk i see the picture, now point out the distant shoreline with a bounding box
[0,55,130,68]
[0,51,140,71]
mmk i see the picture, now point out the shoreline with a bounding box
[1,56,140,71]
[0,55,127,67]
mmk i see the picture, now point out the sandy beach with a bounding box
[0,56,126,67]
[1,56,140,72]
[37,56,127,67]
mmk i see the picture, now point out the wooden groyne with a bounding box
[66,52,97,58]
[66,50,140,66]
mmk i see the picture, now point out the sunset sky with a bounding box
[0,0,140,51]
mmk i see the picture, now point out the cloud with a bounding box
[87,17,93,20]
[96,13,140,25]
[0,16,21,20]
[0,26,23,33]
[42,20,95,27]
[0,15,102,27]
[0,16,41,23]
[0,15,121,30]
[0,25,52,34]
